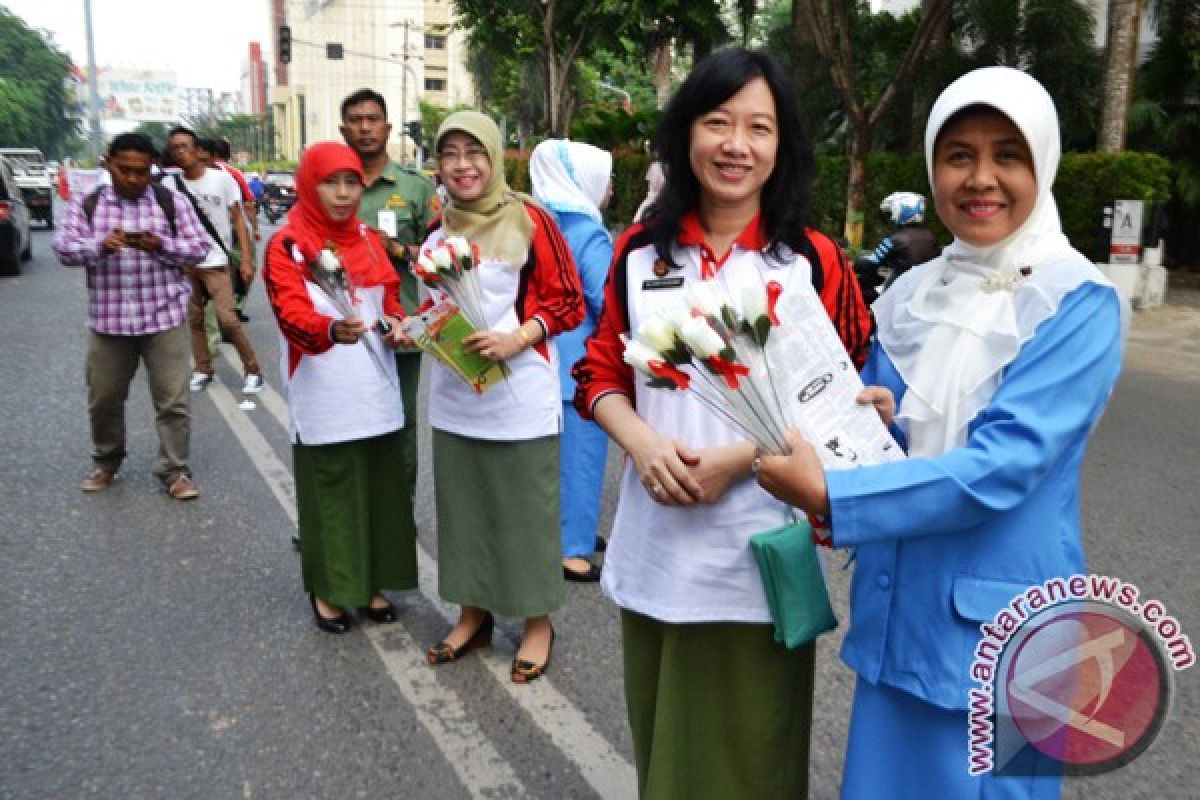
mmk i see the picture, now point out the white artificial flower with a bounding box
[444,235,471,258]
[686,280,727,317]
[415,254,437,275]
[621,335,661,376]
[637,313,679,355]
[318,248,341,272]
[741,283,768,322]
[430,245,454,271]
[679,316,725,358]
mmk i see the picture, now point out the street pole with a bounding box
[82,0,105,164]
[400,20,409,164]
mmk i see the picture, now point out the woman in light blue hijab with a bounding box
[530,139,613,581]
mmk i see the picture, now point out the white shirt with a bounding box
[172,168,240,268]
[422,227,562,441]
[601,240,817,623]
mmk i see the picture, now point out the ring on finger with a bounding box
[652,485,663,496]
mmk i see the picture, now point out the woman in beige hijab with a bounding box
[421,112,585,683]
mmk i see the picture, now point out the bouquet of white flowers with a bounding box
[413,235,489,332]
[622,279,792,455]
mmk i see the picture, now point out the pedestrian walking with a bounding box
[423,111,585,684]
[54,133,211,500]
[572,48,871,800]
[261,141,417,634]
[529,139,613,582]
[339,87,437,540]
[165,127,264,395]
[755,66,1127,800]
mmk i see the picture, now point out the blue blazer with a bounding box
[827,283,1124,710]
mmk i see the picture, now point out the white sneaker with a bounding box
[242,374,265,394]
[189,372,213,392]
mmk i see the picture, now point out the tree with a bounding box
[457,0,633,135]
[799,0,952,248]
[0,9,79,156]
[1099,0,1144,152]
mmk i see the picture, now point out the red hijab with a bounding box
[285,141,391,284]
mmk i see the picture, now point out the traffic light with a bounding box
[404,120,422,146]
[279,25,292,64]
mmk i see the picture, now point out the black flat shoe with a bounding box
[363,597,398,624]
[310,593,352,634]
[594,535,607,552]
[563,562,602,583]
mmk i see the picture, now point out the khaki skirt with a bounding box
[432,429,564,618]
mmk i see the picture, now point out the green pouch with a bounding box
[749,519,838,649]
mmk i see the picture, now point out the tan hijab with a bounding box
[436,111,534,267]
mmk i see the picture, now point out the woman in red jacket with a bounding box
[262,141,416,634]
[572,48,870,798]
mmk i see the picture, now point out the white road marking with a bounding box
[205,376,527,799]
[213,346,637,799]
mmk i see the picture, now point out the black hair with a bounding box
[213,138,232,160]
[341,88,388,121]
[644,47,816,267]
[195,138,216,154]
[167,126,197,144]
[108,132,157,159]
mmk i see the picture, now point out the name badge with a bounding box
[642,277,684,290]
[377,210,398,238]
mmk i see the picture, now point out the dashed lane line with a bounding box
[213,346,637,799]
[205,375,528,799]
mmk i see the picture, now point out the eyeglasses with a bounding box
[436,146,489,165]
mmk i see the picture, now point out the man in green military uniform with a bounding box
[340,88,437,519]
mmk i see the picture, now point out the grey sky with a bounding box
[3,0,271,92]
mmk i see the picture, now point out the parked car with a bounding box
[0,156,33,276]
[261,170,297,223]
[0,148,54,228]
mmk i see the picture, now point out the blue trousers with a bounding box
[559,403,607,557]
[842,678,1063,800]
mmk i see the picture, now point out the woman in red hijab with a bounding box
[263,141,417,634]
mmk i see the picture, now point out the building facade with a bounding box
[269,0,474,163]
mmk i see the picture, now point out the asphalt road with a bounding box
[1,218,1196,800]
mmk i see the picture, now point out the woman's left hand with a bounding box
[464,330,524,362]
[690,441,756,505]
[756,429,830,516]
[381,316,415,348]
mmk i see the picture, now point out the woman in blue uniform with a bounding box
[757,67,1127,799]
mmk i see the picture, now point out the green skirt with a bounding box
[622,610,816,800]
[433,429,563,618]
[294,430,418,608]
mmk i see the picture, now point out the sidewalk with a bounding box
[1125,286,1200,379]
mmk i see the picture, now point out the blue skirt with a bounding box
[559,402,608,557]
[842,679,1063,800]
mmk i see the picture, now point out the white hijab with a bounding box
[529,139,612,223]
[874,66,1127,458]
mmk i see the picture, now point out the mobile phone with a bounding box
[124,231,147,247]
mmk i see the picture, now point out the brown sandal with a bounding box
[426,612,494,665]
[511,628,555,684]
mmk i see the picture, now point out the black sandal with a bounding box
[511,628,555,684]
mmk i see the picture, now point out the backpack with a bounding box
[83,183,179,237]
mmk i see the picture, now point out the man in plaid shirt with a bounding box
[55,133,211,500]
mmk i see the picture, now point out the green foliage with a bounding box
[1056,152,1172,261]
[0,9,79,156]
[569,107,660,151]
[551,151,1170,262]
[420,98,475,154]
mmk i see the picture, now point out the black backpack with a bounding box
[82,183,179,237]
